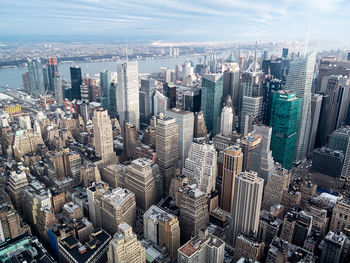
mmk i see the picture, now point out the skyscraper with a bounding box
[117,61,140,130]
[108,223,146,263]
[307,93,323,156]
[285,52,316,162]
[253,124,275,183]
[221,145,243,213]
[241,133,262,173]
[240,96,263,135]
[201,74,224,136]
[27,58,45,98]
[183,141,217,194]
[163,82,177,109]
[108,82,118,118]
[139,79,156,127]
[270,90,302,169]
[153,90,169,116]
[220,105,233,137]
[100,70,110,110]
[230,171,264,245]
[156,115,179,193]
[69,66,82,101]
[223,65,240,112]
[92,108,116,166]
[166,109,194,169]
[53,72,63,105]
[47,57,58,93]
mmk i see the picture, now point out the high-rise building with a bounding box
[270,90,302,169]
[108,82,118,118]
[320,231,348,263]
[241,71,263,99]
[139,79,156,127]
[163,82,177,109]
[93,187,136,235]
[241,133,262,173]
[262,78,283,126]
[100,70,110,110]
[262,165,291,210]
[282,48,289,58]
[182,88,201,112]
[307,93,323,156]
[7,171,29,214]
[201,74,224,136]
[92,108,116,166]
[122,121,138,160]
[221,145,243,213]
[166,109,194,169]
[258,210,283,247]
[27,58,46,98]
[233,234,265,263]
[143,205,180,262]
[223,66,240,112]
[153,90,169,116]
[329,126,350,179]
[240,96,263,135]
[193,111,208,138]
[179,185,209,242]
[47,57,58,93]
[117,61,140,130]
[285,52,316,162]
[177,229,225,263]
[183,141,217,194]
[311,147,344,177]
[108,223,146,263]
[253,124,275,183]
[156,115,178,193]
[53,72,63,104]
[124,158,156,214]
[220,105,233,137]
[230,171,264,245]
[330,196,350,232]
[70,66,82,101]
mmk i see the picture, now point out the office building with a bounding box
[140,78,156,127]
[177,228,224,263]
[117,61,140,130]
[122,121,138,160]
[330,196,350,232]
[220,105,233,137]
[221,145,243,213]
[258,210,283,246]
[47,57,58,93]
[262,78,283,126]
[28,58,45,98]
[70,66,82,101]
[182,88,201,112]
[320,231,348,263]
[270,90,302,169]
[262,165,291,210]
[153,90,169,116]
[241,70,263,98]
[201,74,224,136]
[108,83,118,118]
[241,133,262,173]
[230,171,264,245]
[100,70,110,110]
[0,232,55,262]
[163,82,177,109]
[156,115,178,193]
[93,187,136,235]
[59,228,111,263]
[53,72,63,104]
[92,108,116,166]
[7,171,29,214]
[124,158,156,214]
[311,147,344,177]
[307,93,323,156]
[240,96,263,135]
[179,184,209,242]
[284,52,316,162]
[193,111,208,138]
[329,126,350,178]
[293,211,313,247]
[253,124,275,183]
[233,234,264,263]
[223,66,240,112]
[183,141,217,194]
[107,223,146,263]
[13,130,44,161]
[143,205,180,261]
[166,109,194,169]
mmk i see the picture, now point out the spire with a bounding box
[125,37,128,61]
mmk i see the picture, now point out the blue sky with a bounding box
[1,0,350,44]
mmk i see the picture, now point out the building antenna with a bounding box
[253,29,259,72]
[304,24,310,56]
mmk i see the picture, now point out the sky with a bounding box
[1,0,350,45]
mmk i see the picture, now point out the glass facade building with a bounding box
[270,90,302,169]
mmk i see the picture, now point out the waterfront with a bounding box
[0,55,205,90]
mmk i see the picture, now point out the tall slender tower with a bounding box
[221,145,243,213]
[92,108,116,166]
[220,106,233,137]
[156,115,179,193]
[285,52,316,162]
[230,171,264,246]
[27,58,45,98]
[117,61,140,130]
[47,57,58,93]
[100,70,110,110]
[70,66,82,101]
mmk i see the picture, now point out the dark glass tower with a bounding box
[163,82,177,109]
[70,66,82,101]
[47,57,58,93]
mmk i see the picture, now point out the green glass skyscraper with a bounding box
[270,90,302,169]
[201,74,223,136]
